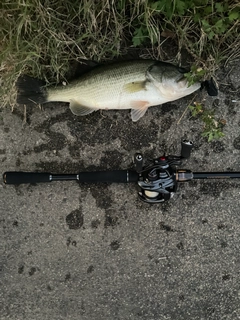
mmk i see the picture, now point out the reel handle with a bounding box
[181,140,193,158]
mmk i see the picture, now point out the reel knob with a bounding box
[181,140,193,158]
[134,153,143,173]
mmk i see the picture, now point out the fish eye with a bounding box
[177,67,188,74]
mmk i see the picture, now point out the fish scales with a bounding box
[47,60,154,107]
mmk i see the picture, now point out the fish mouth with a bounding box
[176,74,187,82]
[176,77,188,88]
[176,77,201,91]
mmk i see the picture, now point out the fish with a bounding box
[16,60,201,122]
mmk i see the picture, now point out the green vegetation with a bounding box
[1,0,239,116]
[188,102,226,142]
[184,66,206,87]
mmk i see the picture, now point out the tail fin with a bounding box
[16,75,48,105]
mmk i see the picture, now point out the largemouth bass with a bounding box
[16,60,201,121]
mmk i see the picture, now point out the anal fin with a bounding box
[130,100,149,122]
[69,99,97,116]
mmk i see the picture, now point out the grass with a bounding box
[188,102,226,142]
[0,0,240,109]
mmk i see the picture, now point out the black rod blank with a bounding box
[192,172,240,179]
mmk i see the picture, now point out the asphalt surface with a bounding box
[1,60,240,320]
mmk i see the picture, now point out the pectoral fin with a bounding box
[130,100,149,122]
[123,81,146,93]
[69,99,97,116]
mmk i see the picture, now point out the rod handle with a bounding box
[78,170,138,183]
[3,172,51,185]
[3,170,139,185]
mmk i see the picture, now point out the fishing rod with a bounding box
[3,140,240,203]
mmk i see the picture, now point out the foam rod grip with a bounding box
[3,172,51,185]
[79,170,139,183]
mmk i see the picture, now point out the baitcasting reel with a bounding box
[135,140,193,203]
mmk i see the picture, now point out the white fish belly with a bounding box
[78,82,167,110]
[84,81,200,110]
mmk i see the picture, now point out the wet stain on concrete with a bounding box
[67,150,126,171]
[87,265,94,273]
[191,138,205,151]
[217,223,227,230]
[90,185,112,210]
[34,132,67,153]
[25,99,176,158]
[15,157,21,167]
[12,105,35,124]
[200,181,239,197]
[212,99,220,108]
[66,237,77,247]
[176,241,184,250]
[67,114,159,151]
[66,209,84,229]
[29,267,38,276]
[210,140,225,153]
[35,160,84,174]
[104,210,119,228]
[181,190,201,203]
[220,240,228,248]
[158,201,172,214]
[160,103,178,115]
[34,110,71,133]
[91,219,101,228]
[18,265,24,274]
[68,145,82,159]
[179,294,185,301]
[222,274,231,281]
[28,110,73,153]
[233,136,240,149]
[14,186,24,196]
[64,273,71,282]
[12,220,18,227]
[66,237,71,246]
[110,240,120,250]
[148,254,164,265]
[160,116,174,133]
[99,150,124,170]
[144,140,168,159]
[206,307,216,317]
[159,222,174,232]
